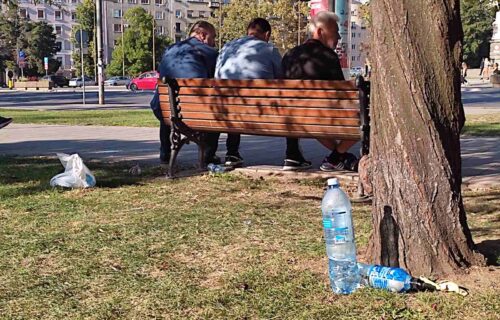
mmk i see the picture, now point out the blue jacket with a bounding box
[215,36,283,80]
[150,37,218,119]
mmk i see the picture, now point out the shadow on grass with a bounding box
[0,156,166,197]
[476,239,500,266]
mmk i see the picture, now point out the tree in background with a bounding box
[461,0,497,67]
[72,0,96,77]
[0,4,59,77]
[107,7,171,77]
[209,0,309,53]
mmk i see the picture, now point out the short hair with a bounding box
[308,11,339,34]
[189,21,216,36]
[247,18,272,34]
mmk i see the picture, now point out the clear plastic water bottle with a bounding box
[207,163,227,173]
[358,263,435,293]
[322,178,360,294]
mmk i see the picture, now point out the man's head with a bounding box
[189,21,216,47]
[247,18,272,42]
[308,11,341,49]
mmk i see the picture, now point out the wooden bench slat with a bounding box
[181,124,360,140]
[162,105,359,118]
[159,79,358,90]
[182,119,359,135]
[159,94,359,109]
[163,111,359,126]
[177,87,358,99]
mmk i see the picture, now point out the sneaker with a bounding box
[282,158,312,171]
[0,117,12,129]
[225,154,244,168]
[204,155,222,167]
[320,152,358,172]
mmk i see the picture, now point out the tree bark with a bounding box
[367,0,485,276]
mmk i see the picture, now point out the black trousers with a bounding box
[159,121,219,162]
[285,137,304,161]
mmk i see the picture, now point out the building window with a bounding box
[71,0,79,3]
[175,10,181,18]
[55,10,62,20]
[114,24,122,33]
[187,10,193,18]
[55,25,62,35]
[141,0,149,4]
[37,9,45,19]
[199,11,206,18]
[71,11,76,21]
[19,8,28,18]
[114,39,120,47]
[55,41,62,52]
[56,56,63,67]
[351,56,356,61]
[155,11,164,20]
[128,0,137,3]
[113,9,122,18]
[352,32,356,38]
[156,26,164,35]
[351,44,356,50]
[175,22,181,32]
[155,0,163,4]
[351,22,356,30]
[175,35,181,43]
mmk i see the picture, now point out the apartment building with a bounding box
[104,0,222,64]
[15,0,81,72]
[349,0,370,68]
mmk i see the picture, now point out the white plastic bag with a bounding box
[50,153,96,188]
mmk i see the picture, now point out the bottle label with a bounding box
[322,218,333,229]
[367,266,411,292]
[333,227,349,244]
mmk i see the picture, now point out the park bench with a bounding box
[158,77,370,180]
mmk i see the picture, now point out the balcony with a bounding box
[208,1,219,8]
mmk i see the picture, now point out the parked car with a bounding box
[349,67,363,78]
[104,76,130,86]
[128,71,159,92]
[41,75,69,87]
[69,76,96,87]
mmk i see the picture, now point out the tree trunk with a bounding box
[367,0,485,276]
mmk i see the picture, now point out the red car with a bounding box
[128,71,159,92]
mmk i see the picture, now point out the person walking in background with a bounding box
[461,62,468,85]
[214,18,283,168]
[0,116,12,129]
[483,57,491,81]
[150,21,220,167]
[479,57,485,79]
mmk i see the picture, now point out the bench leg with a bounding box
[167,125,188,179]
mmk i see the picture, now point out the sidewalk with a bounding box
[1,124,498,189]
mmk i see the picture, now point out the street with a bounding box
[1,86,499,113]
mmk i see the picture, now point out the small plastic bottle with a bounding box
[207,163,227,173]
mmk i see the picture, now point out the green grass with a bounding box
[1,109,157,127]
[0,156,498,319]
[2,108,499,136]
[462,113,500,136]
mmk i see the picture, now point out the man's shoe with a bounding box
[320,152,358,172]
[225,154,244,168]
[0,117,12,129]
[204,155,222,167]
[282,158,312,171]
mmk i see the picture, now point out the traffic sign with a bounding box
[75,29,89,48]
[44,57,49,70]
[19,51,26,59]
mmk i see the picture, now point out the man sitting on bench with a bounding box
[150,21,221,166]
[282,11,359,172]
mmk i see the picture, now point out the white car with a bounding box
[69,76,96,87]
[104,76,130,86]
